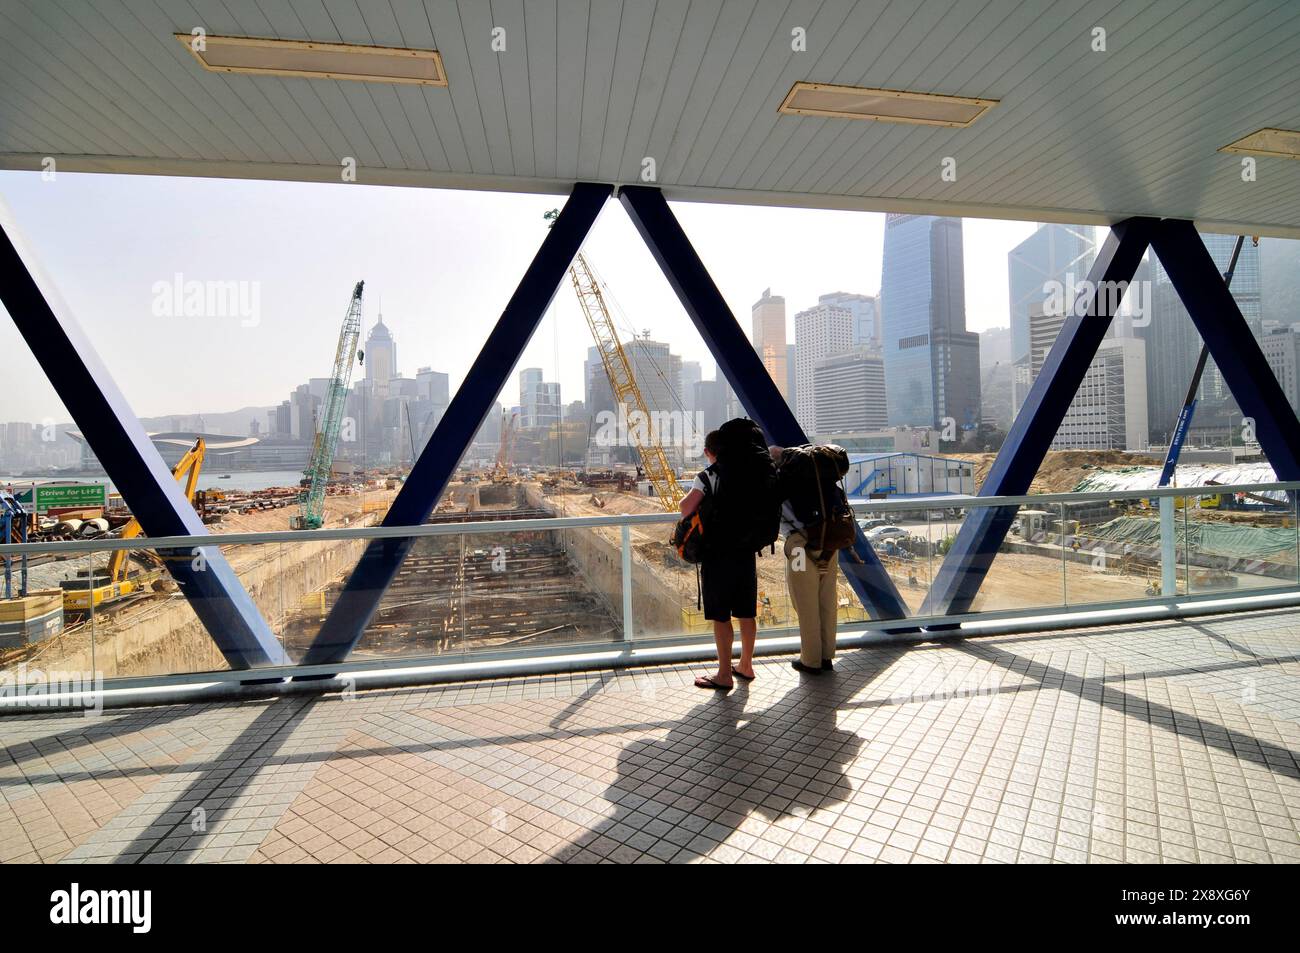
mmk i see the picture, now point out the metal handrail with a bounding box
[1,479,1296,556]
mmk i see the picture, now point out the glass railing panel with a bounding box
[466,523,623,654]
[1179,487,1297,597]
[1,542,97,694]
[848,501,954,616]
[1062,492,1183,606]
[277,532,457,664]
[626,516,729,641]
[943,501,1064,614]
[3,481,1299,692]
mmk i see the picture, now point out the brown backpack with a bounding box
[778,444,856,556]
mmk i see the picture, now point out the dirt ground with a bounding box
[205,486,398,578]
[948,449,1157,494]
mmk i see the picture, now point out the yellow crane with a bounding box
[62,438,206,614]
[559,251,683,511]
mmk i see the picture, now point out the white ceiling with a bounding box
[1,0,1298,235]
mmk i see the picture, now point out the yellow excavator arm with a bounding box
[107,438,206,581]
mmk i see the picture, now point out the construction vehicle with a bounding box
[61,438,206,615]
[1203,479,1286,510]
[493,410,519,483]
[545,209,683,511]
[293,280,365,529]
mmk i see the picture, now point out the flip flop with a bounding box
[732,668,756,681]
[694,676,732,690]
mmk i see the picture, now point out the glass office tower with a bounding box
[881,214,981,431]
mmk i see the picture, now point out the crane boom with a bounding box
[294,280,364,530]
[568,252,683,511]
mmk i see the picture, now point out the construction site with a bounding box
[4,436,1296,682]
[3,233,1296,680]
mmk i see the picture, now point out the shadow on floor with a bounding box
[550,678,863,862]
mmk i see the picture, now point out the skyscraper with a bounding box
[751,289,788,399]
[881,214,981,431]
[819,292,880,348]
[363,312,397,400]
[1007,224,1097,415]
[812,346,887,435]
[978,326,1013,430]
[1140,234,1262,443]
[679,360,702,413]
[793,301,853,434]
[1030,304,1148,450]
[623,336,682,419]
[786,344,798,417]
[693,378,729,433]
[519,368,561,430]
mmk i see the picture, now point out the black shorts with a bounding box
[700,551,757,622]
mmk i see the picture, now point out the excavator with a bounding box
[62,438,206,616]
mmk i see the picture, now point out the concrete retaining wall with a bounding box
[14,533,369,680]
[526,486,681,637]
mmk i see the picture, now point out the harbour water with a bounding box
[3,469,306,495]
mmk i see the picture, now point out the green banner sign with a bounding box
[13,483,108,514]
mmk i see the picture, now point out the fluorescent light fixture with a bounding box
[1219,127,1300,160]
[778,81,996,127]
[175,34,447,86]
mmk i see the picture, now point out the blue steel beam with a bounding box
[922,217,1157,620]
[0,199,285,669]
[618,185,908,620]
[299,182,612,666]
[1149,220,1300,479]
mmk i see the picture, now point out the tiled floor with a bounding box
[2,607,1298,863]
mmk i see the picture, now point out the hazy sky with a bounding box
[0,170,1039,424]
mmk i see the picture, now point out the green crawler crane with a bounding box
[293,280,364,530]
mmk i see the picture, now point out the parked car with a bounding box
[866,525,909,543]
[858,517,889,532]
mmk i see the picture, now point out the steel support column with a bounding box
[618,185,908,620]
[922,217,1157,620]
[299,182,612,666]
[1149,220,1300,478]
[0,199,285,669]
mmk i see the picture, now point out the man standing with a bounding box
[771,444,853,674]
[680,430,758,690]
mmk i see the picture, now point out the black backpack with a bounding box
[777,444,856,554]
[710,418,781,555]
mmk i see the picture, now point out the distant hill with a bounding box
[137,406,276,438]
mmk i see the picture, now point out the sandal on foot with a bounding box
[694,675,732,690]
[732,668,756,681]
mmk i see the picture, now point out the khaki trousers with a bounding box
[783,531,838,667]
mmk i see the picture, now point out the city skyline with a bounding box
[0,170,1036,424]
[7,173,1298,462]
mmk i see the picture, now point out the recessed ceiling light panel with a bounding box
[1220,128,1300,160]
[778,81,996,127]
[175,34,447,86]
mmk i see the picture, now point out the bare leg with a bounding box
[695,620,734,687]
[735,617,757,677]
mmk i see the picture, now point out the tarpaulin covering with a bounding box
[1071,463,1287,502]
[1086,516,1296,558]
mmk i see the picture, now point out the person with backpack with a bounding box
[770,443,856,674]
[676,420,780,690]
